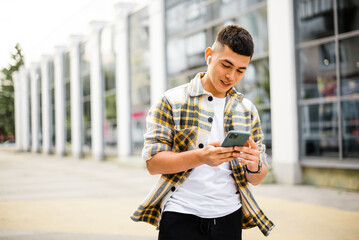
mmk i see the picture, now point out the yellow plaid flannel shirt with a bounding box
[131,73,275,236]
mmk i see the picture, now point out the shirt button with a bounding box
[198,143,204,148]
[208,96,213,101]
[171,186,176,192]
[208,117,213,123]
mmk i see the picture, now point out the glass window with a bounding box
[259,109,271,155]
[217,0,241,17]
[340,36,359,96]
[236,58,270,105]
[342,101,359,158]
[214,0,265,18]
[81,41,91,148]
[66,105,71,143]
[105,94,117,149]
[238,6,268,57]
[185,0,207,31]
[299,42,337,99]
[104,65,116,92]
[49,61,55,146]
[65,81,71,144]
[169,75,191,89]
[337,0,359,34]
[130,7,151,154]
[166,1,186,36]
[300,103,339,158]
[296,0,334,42]
[167,38,187,75]
[83,101,91,147]
[239,0,264,9]
[101,26,116,92]
[185,31,206,69]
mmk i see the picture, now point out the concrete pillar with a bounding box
[30,63,41,153]
[41,55,53,154]
[20,66,30,152]
[54,46,67,156]
[267,0,301,184]
[89,21,105,161]
[13,71,22,150]
[114,3,134,159]
[70,35,84,159]
[149,0,166,104]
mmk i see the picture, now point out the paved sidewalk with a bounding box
[0,148,358,240]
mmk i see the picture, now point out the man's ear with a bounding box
[205,47,212,64]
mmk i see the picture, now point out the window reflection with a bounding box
[296,0,334,42]
[342,101,359,158]
[259,109,271,155]
[64,52,71,144]
[101,25,117,153]
[238,7,268,57]
[337,0,359,34]
[301,103,339,158]
[236,58,270,105]
[340,36,359,96]
[167,39,186,75]
[217,0,241,18]
[49,61,55,147]
[239,0,264,8]
[166,1,186,36]
[186,31,206,69]
[81,41,91,148]
[105,95,117,148]
[169,75,191,89]
[185,0,207,31]
[299,42,337,99]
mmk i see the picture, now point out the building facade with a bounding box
[13,0,359,190]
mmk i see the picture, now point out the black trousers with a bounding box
[158,208,242,240]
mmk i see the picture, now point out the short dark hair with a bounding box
[214,25,254,57]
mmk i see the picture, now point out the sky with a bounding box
[0,0,145,69]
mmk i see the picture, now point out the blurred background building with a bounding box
[11,0,359,190]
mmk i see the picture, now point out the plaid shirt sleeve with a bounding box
[142,95,175,161]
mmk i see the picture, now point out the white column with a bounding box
[54,46,67,156]
[70,35,84,159]
[114,3,134,159]
[149,0,166,104]
[20,66,30,152]
[268,0,301,184]
[13,71,22,150]
[89,21,105,161]
[41,55,53,154]
[30,63,41,153]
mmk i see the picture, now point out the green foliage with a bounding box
[0,43,25,140]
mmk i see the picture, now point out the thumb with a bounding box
[209,141,221,147]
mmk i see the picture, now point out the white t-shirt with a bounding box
[164,96,241,218]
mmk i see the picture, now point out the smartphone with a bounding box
[221,130,251,147]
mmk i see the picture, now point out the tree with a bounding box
[0,43,25,142]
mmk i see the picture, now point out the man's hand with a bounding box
[199,141,237,166]
[233,137,260,172]
[232,137,267,185]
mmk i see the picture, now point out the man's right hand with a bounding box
[146,142,237,175]
[198,141,237,167]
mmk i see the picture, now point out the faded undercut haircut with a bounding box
[213,25,254,58]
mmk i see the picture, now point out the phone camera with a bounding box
[229,133,238,139]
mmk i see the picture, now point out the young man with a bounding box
[131,25,274,239]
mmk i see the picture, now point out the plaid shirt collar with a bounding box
[188,72,245,102]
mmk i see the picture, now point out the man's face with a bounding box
[203,44,251,98]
